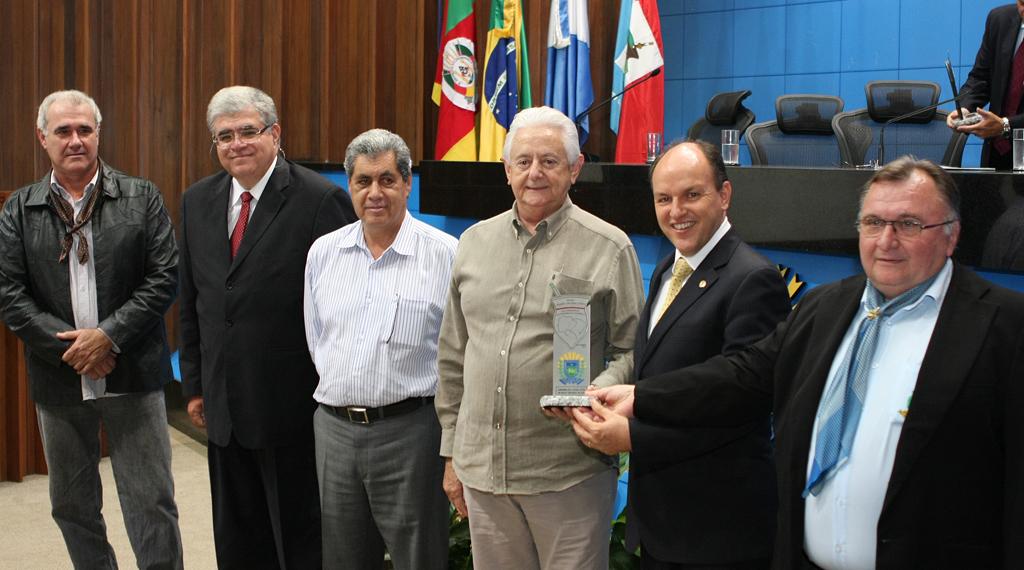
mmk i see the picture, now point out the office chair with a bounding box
[745,94,845,166]
[831,81,967,167]
[687,90,756,145]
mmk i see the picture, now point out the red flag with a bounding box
[433,0,478,161]
[612,0,664,164]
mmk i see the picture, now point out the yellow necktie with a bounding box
[655,258,694,323]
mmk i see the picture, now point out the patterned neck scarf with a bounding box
[48,169,102,264]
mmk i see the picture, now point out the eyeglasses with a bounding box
[212,123,274,148]
[856,216,957,237]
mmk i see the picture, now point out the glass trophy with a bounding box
[540,294,592,408]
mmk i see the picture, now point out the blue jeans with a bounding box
[36,389,183,570]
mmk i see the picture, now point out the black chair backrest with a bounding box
[687,90,756,145]
[746,94,844,166]
[832,80,967,167]
[865,80,939,123]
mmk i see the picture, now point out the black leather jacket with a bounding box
[0,161,178,404]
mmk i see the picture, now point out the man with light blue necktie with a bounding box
[580,157,1024,569]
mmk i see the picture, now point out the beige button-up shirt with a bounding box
[437,198,644,494]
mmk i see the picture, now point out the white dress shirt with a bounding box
[51,169,120,400]
[226,156,277,237]
[648,217,731,336]
[303,211,457,407]
[804,259,953,570]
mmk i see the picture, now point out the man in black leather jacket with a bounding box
[0,90,182,569]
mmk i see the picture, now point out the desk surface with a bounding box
[418,161,1024,273]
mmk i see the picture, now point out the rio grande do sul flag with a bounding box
[479,0,533,162]
[432,0,477,161]
[611,0,664,164]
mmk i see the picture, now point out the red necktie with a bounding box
[994,40,1024,154]
[230,191,252,258]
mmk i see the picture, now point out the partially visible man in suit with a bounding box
[0,89,182,568]
[948,1,1024,169]
[179,85,356,569]
[583,157,1024,569]
[581,140,788,569]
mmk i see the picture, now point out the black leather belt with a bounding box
[320,397,434,424]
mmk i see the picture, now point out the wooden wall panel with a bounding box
[330,0,375,163]
[0,1,43,483]
[0,0,40,190]
[98,0,140,180]
[279,0,320,160]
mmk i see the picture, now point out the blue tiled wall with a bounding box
[659,0,1009,167]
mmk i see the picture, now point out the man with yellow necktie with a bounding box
[571,140,790,569]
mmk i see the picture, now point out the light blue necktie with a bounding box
[803,274,938,497]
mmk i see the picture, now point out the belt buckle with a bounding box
[346,407,371,424]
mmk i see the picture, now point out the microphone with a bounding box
[876,86,973,166]
[574,68,662,126]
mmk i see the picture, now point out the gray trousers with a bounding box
[314,403,448,570]
[463,468,618,570]
[35,389,183,570]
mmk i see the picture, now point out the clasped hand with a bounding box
[56,328,116,378]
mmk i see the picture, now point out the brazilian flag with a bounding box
[479,0,532,162]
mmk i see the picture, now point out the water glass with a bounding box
[646,132,663,164]
[1014,129,1024,172]
[721,129,739,166]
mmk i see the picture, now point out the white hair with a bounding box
[37,90,102,132]
[206,86,278,133]
[502,106,580,163]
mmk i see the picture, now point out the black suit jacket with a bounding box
[962,4,1023,169]
[628,229,790,563]
[635,265,1024,569]
[179,159,355,448]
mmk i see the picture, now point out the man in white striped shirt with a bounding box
[303,129,456,569]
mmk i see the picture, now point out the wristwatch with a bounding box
[1002,116,1011,138]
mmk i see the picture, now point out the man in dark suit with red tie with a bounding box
[949,1,1024,169]
[179,85,355,568]
[570,140,790,569]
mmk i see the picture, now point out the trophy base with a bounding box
[540,395,592,408]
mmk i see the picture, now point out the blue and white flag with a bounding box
[544,0,594,144]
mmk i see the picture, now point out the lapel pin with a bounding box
[698,279,707,288]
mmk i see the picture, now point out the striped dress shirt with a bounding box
[303,211,457,407]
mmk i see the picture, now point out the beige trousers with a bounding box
[463,468,618,570]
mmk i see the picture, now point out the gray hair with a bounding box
[206,86,278,133]
[37,90,102,133]
[344,129,413,181]
[859,156,960,235]
[502,106,580,163]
